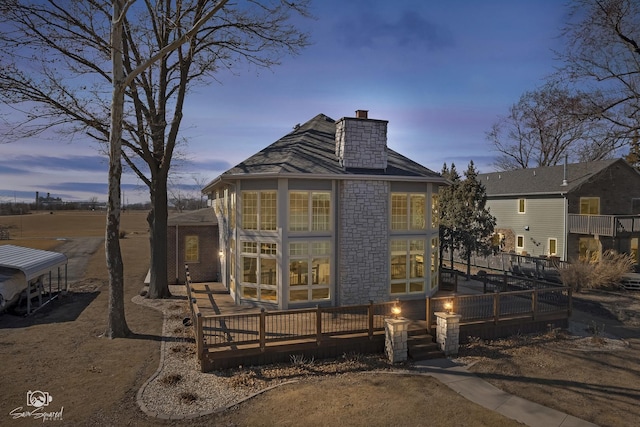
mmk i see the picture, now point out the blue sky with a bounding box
[0,0,567,204]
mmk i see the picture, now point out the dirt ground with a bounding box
[1,211,639,426]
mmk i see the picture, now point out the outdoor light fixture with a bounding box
[391,299,401,318]
[444,299,454,314]
[218,250,224,258]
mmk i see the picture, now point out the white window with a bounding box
[241,191,277,231]
[240,241,278,302]
[391,193,426,231]
[580,197,600,215]
[516,235,524,250]
[289,191,331,232]
[430,237,439,289]
[288,241,331,302]
[548,238,558,256]
[185,235,199,262]
[518,199,525,214]
[390,239,425,294]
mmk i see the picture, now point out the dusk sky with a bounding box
[0,0,568,204]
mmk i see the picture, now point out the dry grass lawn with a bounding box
[0,211,638,426]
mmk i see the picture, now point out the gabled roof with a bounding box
[478,159,632,197]
[168,208,217,226]
[0,245,68,281]
[204,113,443,191]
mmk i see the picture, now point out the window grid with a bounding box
[312,193,331,231]
[185,236,199,262]
[289,192,309,231]
[549,238,557,256]
[288,240,331,302]
[431,194,439,229]
[391,194,408,230]
[260,191,277,230]
[240,241,278,302]
[390,239,426,294]
[410,195,426,230]
[430,237,439,289]
[242,192,258,230]
[516,235,524,249]
[518,199,525,214]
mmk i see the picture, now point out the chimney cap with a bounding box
[355,109,368,119]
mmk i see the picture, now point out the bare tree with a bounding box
[557,0,640,145]
[0,0,310,325]
[487,82,620,170]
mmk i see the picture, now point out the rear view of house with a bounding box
[203,110,447,309]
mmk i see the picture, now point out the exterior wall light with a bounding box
[391,299,402,318]
[444,299,454,314]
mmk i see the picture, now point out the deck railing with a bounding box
[185,267,571,363]
[568,214,640,237]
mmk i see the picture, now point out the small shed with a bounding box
[0,244,68,314]
[167,208,219,284]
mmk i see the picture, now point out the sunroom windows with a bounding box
[240,241,278,302]
[390,239,425,294]
[391,193,426,230]
[288,241,331,302]
[242,191,277,231]
[289,191,331,232]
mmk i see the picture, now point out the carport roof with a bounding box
[0,245,67,281]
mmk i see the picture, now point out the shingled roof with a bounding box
[478,159,629,197]
[206,113,442,188]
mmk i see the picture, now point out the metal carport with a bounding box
[0,245,68,315]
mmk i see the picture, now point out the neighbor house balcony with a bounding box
[568,214,640,237]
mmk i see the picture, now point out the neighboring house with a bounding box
[167,208,219,284]
[202,110,447,309]
[478,159,640,268]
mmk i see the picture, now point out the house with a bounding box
[202,110,447,309]
[167,208,219,284]
[478,159,640,268]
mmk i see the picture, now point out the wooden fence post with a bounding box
[493,291,500,324]
[259,308,266,352]
[368,301,374,339]
[316,305,323,345]
[426,297,432,333]
[196,313,203,360]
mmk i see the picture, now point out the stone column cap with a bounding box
[435,312,462,320]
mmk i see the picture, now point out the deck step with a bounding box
[407,332,443,361]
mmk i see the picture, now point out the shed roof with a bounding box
[0,245,68,281]
[168,208,218,226]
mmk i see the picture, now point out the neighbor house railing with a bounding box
[568,214,640,237]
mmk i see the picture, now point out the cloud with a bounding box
[334,9,453,51]
[3,154,108,174]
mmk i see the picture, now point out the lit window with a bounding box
[516,235,524,249]
[391,193,426,231]
[431,194,439,229]
[390,239,425,294]
[549,238,557,256]
[288,241,331,302]
[288,191,331,232]
[240,241,278,302]
[241,191,277,231]
[518,199,525,214]
[185,236,199,262]
[430,237,439,289]
[580,197,600,215]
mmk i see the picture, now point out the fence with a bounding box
[184,267,571,370]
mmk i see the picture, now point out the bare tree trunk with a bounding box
[147,173,171,299]
[105,0,130,338]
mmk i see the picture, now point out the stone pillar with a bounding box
[435,312,462,356]
[385,317,409,364]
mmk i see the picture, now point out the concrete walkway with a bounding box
[413,358,598,427]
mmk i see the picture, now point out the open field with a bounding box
[0,211,638,426]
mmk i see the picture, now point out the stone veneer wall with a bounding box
[338,180,389,305]
[335,117,388,169]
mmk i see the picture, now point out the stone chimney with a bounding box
[335,109,388,170]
